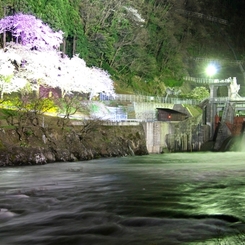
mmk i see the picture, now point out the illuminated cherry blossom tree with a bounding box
[0,51,27,99]
[87,67,115,100]
[45,54,92,98]
[0,13,115,100]
[0,43,115,99]
[0,13,63,51]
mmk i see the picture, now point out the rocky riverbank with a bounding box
[0,120,148,166]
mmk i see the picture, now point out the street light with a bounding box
[205,64,217,77]
[205,63,218,139]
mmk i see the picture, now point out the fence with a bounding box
[100,93,200,105]
[183,76,233,84]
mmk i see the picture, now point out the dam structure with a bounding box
[100,77,245,153]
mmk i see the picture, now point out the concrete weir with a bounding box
[142,121,174,153]
[142,115,206,153]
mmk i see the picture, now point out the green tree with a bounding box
[188,86,209,100]
[79,0,148,70]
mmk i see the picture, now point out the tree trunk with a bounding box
[3,31,6,49]
[3,7,6,49]
[72,36,76,56]
[0,90,4,100]
[62,38,66,53]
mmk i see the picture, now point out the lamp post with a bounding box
[205,63,218,139]
[205,63,218,98]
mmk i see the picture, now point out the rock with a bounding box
[0,124,148,166]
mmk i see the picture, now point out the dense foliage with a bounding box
[0,0,244,96]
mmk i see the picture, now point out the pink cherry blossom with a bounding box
[0,13,63,51]
[0,14,115,100]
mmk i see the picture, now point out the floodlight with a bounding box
[205,64,217,77]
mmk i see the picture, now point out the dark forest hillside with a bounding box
[0,0,245,96]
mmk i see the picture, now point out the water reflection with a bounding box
[1,152,245,244]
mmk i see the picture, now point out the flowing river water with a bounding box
[1,152,245,245]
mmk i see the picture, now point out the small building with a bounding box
[39,86,61,98]
[157,108,188,121]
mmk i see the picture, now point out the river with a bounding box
[1,152,245,245]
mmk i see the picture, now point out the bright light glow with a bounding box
[205,64,217,77]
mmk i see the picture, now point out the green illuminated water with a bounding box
[1,152,245,244]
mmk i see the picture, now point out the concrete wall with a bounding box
[143,121,175,153]
[143,115,206,153]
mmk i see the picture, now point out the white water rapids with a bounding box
[1,152,245,244]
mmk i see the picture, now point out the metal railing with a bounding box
[183,76,231,84]
[100,93,200,105]
[211,97,229,103]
